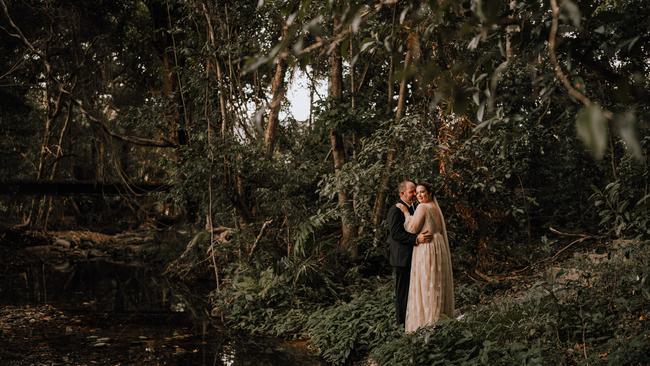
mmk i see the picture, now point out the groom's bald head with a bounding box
[398,180,414,193]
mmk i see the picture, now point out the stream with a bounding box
[0,257,325,365]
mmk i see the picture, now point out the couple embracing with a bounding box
[387,180,454,333]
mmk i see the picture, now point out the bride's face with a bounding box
[416,185,430,203]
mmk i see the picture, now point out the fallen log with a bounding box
[0,180,171,196]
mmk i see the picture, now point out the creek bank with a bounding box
[0,227,325,365]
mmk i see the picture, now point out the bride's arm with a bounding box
[404,205,426,234]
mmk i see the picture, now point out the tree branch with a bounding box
[62,89,178,148]
[548,0,612,119]
[0,0,41,56]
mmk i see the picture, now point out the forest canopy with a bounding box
[1,0,648,250]
[2,0,649,364]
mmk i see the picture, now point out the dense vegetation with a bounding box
[1,0,649,364]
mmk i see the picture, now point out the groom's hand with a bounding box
[416,230,432,245]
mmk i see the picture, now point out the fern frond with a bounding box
[293,206,338,257]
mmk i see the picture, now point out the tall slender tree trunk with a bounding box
[505,0,518,61]
[386,3,398,113]
[43,100,74,228]
[329,16,358,257]
[372,31,419,231]
[309,67,314,130]
[29,76,64,228]
[263,46,287,158]
[149,0,199,222]
[202,2,252,225]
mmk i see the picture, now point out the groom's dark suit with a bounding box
[387,199,417,325]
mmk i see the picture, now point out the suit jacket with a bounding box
[388,199,418,267]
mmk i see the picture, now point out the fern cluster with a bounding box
[215,240,650,365]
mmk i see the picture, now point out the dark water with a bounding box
[0,258,324,365]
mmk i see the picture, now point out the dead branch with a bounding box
[0,0,42,58]
[548,236,592,262]
[473,268,522,283]
[248,219,273,257]
[548,226,590,238]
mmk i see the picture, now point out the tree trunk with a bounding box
[148,0,183,140]
[202,2,253,225]
[386,3,398,113]
[43,100,74,228]
[263,55,287,158]
[329,16,358,257]
[309,67,314,129]
[372,31,419,231]
[215,60,228,139]
[149,0,198,223]
[29,75,64,228]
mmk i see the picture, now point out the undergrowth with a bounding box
[213,240,650,365]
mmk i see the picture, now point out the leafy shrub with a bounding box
[304,284,400,365]
[371,240,650,365]
[212,254,343,336]
[371,296,558,365]
[216,239,650,366]
[591,179,650,238]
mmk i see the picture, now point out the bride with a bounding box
[396,182,454,333]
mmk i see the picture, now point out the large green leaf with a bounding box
[576,104,608,160]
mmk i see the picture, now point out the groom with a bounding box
[387,180,431,325]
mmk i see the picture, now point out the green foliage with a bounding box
[304,284,400,365]
[591,181,630,237]
[292,205,339,257]
[213,253,344,336]
[217,271,401,365]
[590,135,650,239]
[576,105,609,160]
[215,238,650,365]
[371,297,558,365]
[591,180,650,238]
[371,240,650,365]
[213,266,305,335]
[3,0,650,362]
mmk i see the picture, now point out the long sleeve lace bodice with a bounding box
[403,202,444,236]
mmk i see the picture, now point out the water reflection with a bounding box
[0,259,324,365]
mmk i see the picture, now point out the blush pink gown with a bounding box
[403,198,454,333]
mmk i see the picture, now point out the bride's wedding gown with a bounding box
[403,199,454,333]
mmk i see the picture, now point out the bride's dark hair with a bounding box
[416,182,434,194]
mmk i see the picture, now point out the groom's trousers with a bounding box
[394,265,411,325]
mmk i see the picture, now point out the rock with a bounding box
[51,261,72,272]
[53,239,72,249]
[546,267,584,284]
[87,249,107,258]
[573,251,609,264]
[24,245,52,256]
[611,239,636,250]
[79,240,94,249]
[586,253,608,263]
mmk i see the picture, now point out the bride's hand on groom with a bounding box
[395,203,408,214]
